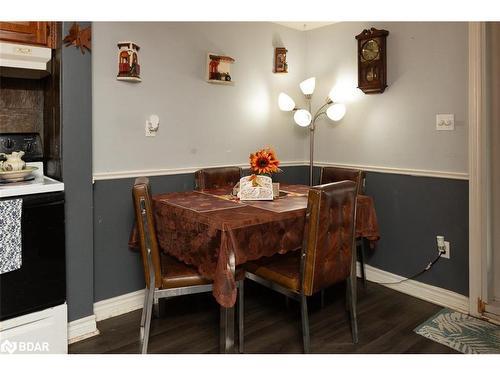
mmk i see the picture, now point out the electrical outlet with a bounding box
[440,241,450,259]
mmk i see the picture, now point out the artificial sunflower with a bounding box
[249,147,281,175]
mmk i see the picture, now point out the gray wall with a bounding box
[92,22,308,175]
[365,172,469,295]
[93,166,468,302]
[93,166,309,301]
[62,22,94,321]
[306,22,468,174]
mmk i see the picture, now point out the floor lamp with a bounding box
[278,77,346,186]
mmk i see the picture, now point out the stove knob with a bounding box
[26,142,33,152]
[4,139,14,149]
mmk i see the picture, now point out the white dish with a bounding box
[0,166,38,182]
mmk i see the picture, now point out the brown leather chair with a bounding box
[194,166,242,190]
[320,166,368,287]
[132,177,244,353]
[320,166,365,194]
[244,181,359,353]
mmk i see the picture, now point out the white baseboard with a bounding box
[94,289,145,322]
[357,262,469,313]
[67,314,99,345]
[68,289,145,344]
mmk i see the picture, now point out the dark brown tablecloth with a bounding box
[132,184,380,308]
[355,195,380,246]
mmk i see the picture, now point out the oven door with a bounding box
[0,191,66,321]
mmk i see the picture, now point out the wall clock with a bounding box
[355,27,389,94]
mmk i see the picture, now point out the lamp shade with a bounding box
[293,109,312,127]
[328,87,338,103]
[326,103,346,122]
[299,77,316,96]
[278,92,295,111]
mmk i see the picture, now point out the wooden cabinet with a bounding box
[0,22,57,48]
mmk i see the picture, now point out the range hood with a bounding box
[0,42,52,79]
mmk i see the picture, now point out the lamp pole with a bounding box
[278,78,346,187]
[306,97,314,186]
[306,97,333,186]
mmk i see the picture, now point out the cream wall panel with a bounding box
[305,22,468,174]
[92,22,308,174]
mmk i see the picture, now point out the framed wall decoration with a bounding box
[274,47,288,73]
[116,41,141,82]
[206,53,235,85]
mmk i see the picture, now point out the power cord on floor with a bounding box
[377,250,445,285]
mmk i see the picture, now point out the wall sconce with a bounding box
[279,77,346,186]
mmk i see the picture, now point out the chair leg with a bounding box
[300,294,310,353]
[346,277,359,344]
[320,289,325,309]
[345,281,351,312]
[238,280,244,353]
[220,306,235,353]
[358,239,367,288]
[153,296,160,319]
[141,286,155,354]
[140,287,150,341]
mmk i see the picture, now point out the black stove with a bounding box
[0,132,66,322]
[0,132,43,162]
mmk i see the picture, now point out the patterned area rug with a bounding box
[414,308,500,354]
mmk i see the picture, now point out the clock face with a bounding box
[361,39,380,61]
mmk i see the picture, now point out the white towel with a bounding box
[0,199,22,275]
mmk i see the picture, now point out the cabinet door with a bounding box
[0,22,55,48]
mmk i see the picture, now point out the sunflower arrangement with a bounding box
[249,147,281,176]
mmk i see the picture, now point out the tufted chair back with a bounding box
[320,166,365,195]
[194,166,243,190]
[300,181,357,296]
[132,177,162,289]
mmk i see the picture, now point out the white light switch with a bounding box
[436,114,454,131]
[145,114,160,137]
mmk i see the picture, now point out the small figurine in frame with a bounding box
[117,41,141,82]
[207,54,235,83]
[274,47,288,73]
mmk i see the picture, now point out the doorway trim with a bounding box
[468,22,487,317]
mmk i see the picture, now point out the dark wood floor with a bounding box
[70,280,458,354]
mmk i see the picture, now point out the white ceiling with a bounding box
[274,22,337,31]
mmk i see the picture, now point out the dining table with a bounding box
[131,183,380,353]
